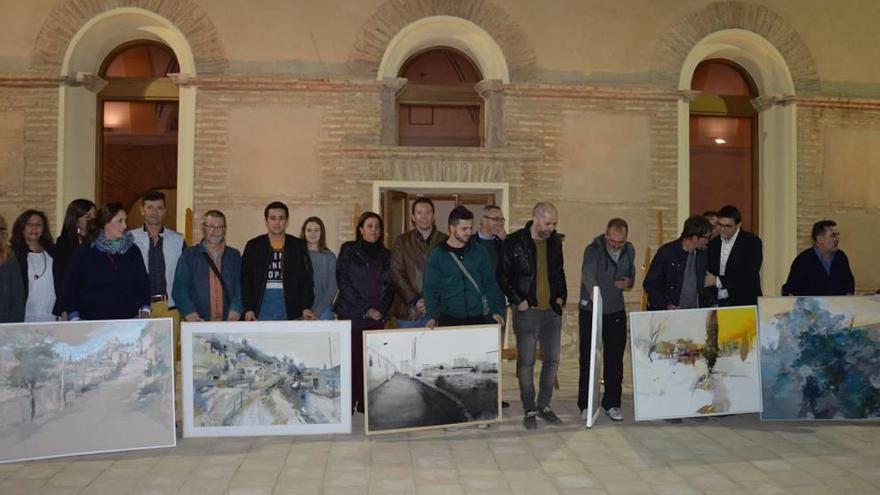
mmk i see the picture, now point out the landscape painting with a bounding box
[182,321,351,436]
[585,286,603,428]
[0,319,175,463]
[759,296,880,421]
[630,306,761,421]
[365,325,500,434]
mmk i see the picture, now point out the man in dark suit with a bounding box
[706,205,763,307]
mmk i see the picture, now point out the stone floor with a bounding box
[2,357,879,495]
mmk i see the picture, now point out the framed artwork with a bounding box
[364,324,501,434]
[585,286,603,428]
[759,296,880,420]
[630,306,761,421]
[0,319,175,463]
[181,321,351,437]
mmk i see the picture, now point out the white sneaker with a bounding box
[606,407,624,422]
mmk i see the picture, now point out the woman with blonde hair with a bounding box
[300,216,337,320]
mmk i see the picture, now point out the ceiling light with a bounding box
[714,138,726,144]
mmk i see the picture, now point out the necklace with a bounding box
[33,251,47,280]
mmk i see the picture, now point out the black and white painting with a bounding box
[182,321,351,437]
[364,325,501,434]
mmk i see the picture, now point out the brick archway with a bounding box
[656,1,818,91]
[349,0,535,81]
[30,0,227,76]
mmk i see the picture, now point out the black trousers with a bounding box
[577,309,627,411]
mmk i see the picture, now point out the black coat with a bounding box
[61,244,150,320]
[12,243,63,315]
[334,240,394,320]
[706,230,763,306]
[500,221,567,315]
[643,239,712,311]
[241,234,314,319]
[782,247,855,296]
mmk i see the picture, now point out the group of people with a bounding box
[0,191,859,429]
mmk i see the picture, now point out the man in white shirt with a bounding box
[706,205,763,307]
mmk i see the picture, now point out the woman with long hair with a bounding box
[55,199,96,280]
[0,214,25,322]
[334,211,394,413]
[10,210,61,321]
[300,216,337,320]
[61,203,150,320]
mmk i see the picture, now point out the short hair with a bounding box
[355,211,384,246]
[717,205,742,224]
[264,201,289,219]
[702,210,718,219]
[448,206,474,226]
[481,204,502,217]
[11,209,54,250]
[300,216,328,251]
[606,218,628,232]
[142,190,166,205]
[680,215,712,239]
[811,220,837,242]
[411,197,435,216]
[204,210,226,224]
[532,202,557,218]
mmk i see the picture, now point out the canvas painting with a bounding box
[182,321,351,437]
[364,325,501,434]
[0,319,175,463]
[585,286,603,428]
[630,306,761,421]
[759,296,880,420]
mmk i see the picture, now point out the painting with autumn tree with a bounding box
[759,296,880,420]
[630,306,761,421]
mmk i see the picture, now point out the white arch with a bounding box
[676,28,797,296]
[376,15,510,83]
[58,7,196,230]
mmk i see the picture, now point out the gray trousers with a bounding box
[513,307,561,411]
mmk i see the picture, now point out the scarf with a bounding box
[92,231,134,255]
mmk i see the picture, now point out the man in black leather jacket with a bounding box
[501,202,567,429]
[643,215,714,311]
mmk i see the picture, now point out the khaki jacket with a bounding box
[390,227,447,320]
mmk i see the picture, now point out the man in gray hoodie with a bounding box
[578,218,635,423]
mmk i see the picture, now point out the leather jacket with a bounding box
[389,226,447,320]
[500,221,567,315]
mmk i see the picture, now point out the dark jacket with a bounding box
[471,233,505,285]
[61,244,150,320]
[782,246,855,296]
[423,242,505,320]
[12,243,63,315]
[334,240,394,320]
[241,234,314,319]
[0,252,25,322]
[389,226,447,320]
[643,239,712,311]
[500,221,567,315]
[707,229,763,306]
[173,242,243,320]
[579,234,636,314]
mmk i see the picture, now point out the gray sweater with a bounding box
[579,234,635,314]
[308,249,337,316]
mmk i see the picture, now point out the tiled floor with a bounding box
[2,357,879,495]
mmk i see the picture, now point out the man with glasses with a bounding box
[644,215,714,311]
[706,205,763,306]
[173,210,243,322]
[473,205,507,279]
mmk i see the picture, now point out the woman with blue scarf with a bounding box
[60,203,150,320]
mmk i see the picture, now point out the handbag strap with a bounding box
[202,252,231,304]
[448,251,489,315]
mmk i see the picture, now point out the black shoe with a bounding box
[664,418,683,424]
[523,411,538,430]
[537,407,563,425]
[501,401,510,409]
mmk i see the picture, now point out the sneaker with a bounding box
[501,401,510,409]
[606,407,624,422]
[523,411,538,430]
[537,407,563,425]
[476,423,490,429]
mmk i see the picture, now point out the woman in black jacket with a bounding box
[54,199,96,284]
[334,211,394,413]
[10,210,62,321]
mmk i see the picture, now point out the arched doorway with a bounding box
[98,41,179,228]
[689,59,758,231]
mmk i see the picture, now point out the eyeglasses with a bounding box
[25,222,43,228]
[203,224,226,231]
[484,216,505,222]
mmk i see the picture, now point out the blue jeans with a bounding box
[513,307,561,411]
[258,288,287,320]
[317,306,334,320]
[396,316,428,328]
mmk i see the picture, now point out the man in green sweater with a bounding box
[423,206,505,329]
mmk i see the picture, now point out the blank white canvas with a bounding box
[586,286,603,428]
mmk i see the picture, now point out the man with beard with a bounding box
[501,202,567,429]
[782,220,855,296]
[423,206,505,329]
[578,218,635,423]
